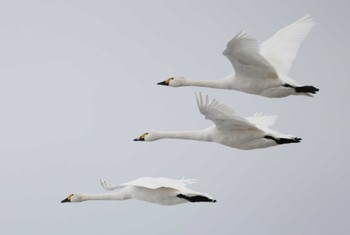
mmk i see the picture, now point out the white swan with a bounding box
[134,92,301,150]
[157,15,319,98]
[61,177,216,206]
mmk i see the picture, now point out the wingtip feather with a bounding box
[298,14,318,26]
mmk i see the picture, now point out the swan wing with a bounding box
[195,92,257,130]
[100,179,124,191]
[246,113,278,129]
[121,177,195,191]
[223,31,278,80]
[260,15,316,75]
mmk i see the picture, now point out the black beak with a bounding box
[61,198,70,203]
[157,81,168,86]
[133,136,144,141]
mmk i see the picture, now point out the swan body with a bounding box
[61,177,216,206]
[157,15,319,98]
[134,92,301,150]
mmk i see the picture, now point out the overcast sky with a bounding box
[0,0,349,234]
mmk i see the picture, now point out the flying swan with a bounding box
[61,177,216,206]
[134,92,301,150]
[157,15,319,98]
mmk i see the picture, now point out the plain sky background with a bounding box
[0,0,349,234]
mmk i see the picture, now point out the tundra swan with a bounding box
[134,92,301,150]
[61,177,216,206]
[157,15,319,98]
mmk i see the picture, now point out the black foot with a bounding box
[283,84,319,94]
[177,194,216,203]
[295,86,319,94]
[264,135,302,145]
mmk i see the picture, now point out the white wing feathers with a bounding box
[223,31,278,79]
[196,92,277,130]
[180,176,197,185]
[246,113,278,129]
[101,177,197,191]
[100,179,123,191]
[196,91,237,120]
[196,92,257,130]
[261,15,317,75]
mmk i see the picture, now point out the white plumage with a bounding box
[134,92,301,150]
[61,177,215,206]
[157,15,319,98]
[261,15,317,75]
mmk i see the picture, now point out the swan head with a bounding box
[61,192,84,203]
[157,77,185,87]
[133,132,158,141]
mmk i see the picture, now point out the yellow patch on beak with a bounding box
[134,132,148,141]
[68,194,73,201]
[165,78,172,85]
[157,78,173,86]
[141,133,147,140]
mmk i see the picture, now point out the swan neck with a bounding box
[154,130,210,141]
[183,78,231,89]
[82,191,130,201]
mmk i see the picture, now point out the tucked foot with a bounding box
[177,194,216,203]
[264,135,302,145]
[295,85,319,94]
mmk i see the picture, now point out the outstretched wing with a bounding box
[246,113,278,130]
[223,31,278,80]
[195,92,258,130]
[100,179,124,191]
[120,177,195,191]
[260,15,317,75]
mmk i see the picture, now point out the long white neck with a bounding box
[151,129,212,142]
[180,75,234,89]
[81,191,130,201]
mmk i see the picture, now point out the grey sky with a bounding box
[0,0,349,234]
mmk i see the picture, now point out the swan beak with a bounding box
[157,81,168,86]
[61,197,70,203]
[133,136,144,141]
[134,132,148,141]
[157,79,170,86]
